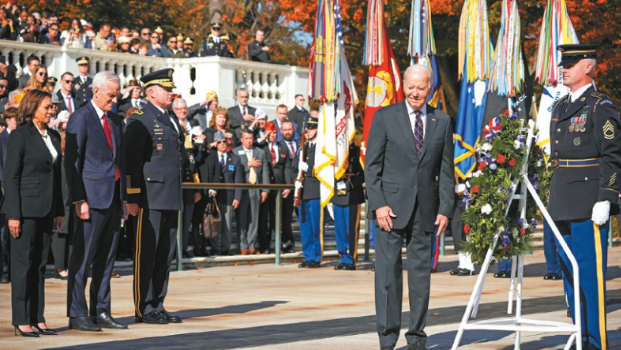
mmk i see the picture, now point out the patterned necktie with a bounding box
[66,95,73,113]
[242,106,247,116]
[288,141,295,157]
[271,144,277,166]
[413,110,424,158]
[220,154,225,169]
[246,149,257,184]
[102,114,120,181]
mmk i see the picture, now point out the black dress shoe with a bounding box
[135,311,168,324]
[68,316,102,332]
[408,339,427,350]
[494,271,511,278]
[543,273,554,280]
[32,324,57,335]
[553,273,563,280]
[457,268,475,276]
[158,310,182,323]
[298,261,309,268]
[0,274,8,283]
[334,263,345,270]
[54,270,68,280]
[450,268,465,275]
[221,250,229,256]
[95,312,128,329]
[14,326,39,337]
[193,247,203,257]
[306,261,320,268]
[430,268,437,273]
[182,250,194,258]
[262,249,271,254]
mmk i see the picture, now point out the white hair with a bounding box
[172,98,186,108]
[404,64,433,89]
[92,71,120,92]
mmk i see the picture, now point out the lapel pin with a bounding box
[432,118,436,121]
[580,97,586,101]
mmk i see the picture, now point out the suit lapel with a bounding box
[397,101,418,154]
[421,105,439,158]
[48,127,62,164]
[29,124,53,163]
[87,103,113,158]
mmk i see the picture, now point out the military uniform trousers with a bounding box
[543,219,561,274]
[299,199,322,263]
[134,208,178,317]
[555,219,608,349]
[375,201,434,348]
[333,203,361,265]
[10,215,53,325]
[67,182,122,317]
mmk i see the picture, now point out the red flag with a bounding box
[360,29,403,167]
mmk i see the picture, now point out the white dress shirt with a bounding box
[405,101,427,139]
[90,100,107,126]
[36,126,58,162]
[570,83,594,103]
[218,151,227,166]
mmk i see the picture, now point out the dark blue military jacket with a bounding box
[331,144,365,207]
[548,85,621,221]
[124,101,184,211]
[291,142,320,200]
[74,76,93,109]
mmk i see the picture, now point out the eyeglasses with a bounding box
[38,72,46,76]
[0,84,6,89]
[216,141,226,144]
[64,80,74,84]
[169,40,177,44]
[151,35,159,39]
[141,32,150,36]
[212,28,222,31]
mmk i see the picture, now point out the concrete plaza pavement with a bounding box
[1,247,620,350]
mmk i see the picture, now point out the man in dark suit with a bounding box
[365,64,455,350]
[74,56,93,108]
[227,88,256,139]
[56,72,77,113]
[248,29,271,63]
[199,22,233,58]
[65,71,129,332]
[124,68,184,325]
[17,55,40,89]
[258,124,292,253]
[274,104,300,142]
[233,129,270,255]
[209,131,244,255]
[287,94,308,133]
[278,120,297,252]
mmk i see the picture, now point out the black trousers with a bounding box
[67,184,121,317]
[0,213,8,276]
[134,208,178,317]
[50,208,72,271]
[117,215,135,259]
[281,193,295,246]
[258,191,275,251]
[11,215,53,325]
[375,202,433,348]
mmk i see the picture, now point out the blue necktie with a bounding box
[414,111,424,158]
[220,154,225,169]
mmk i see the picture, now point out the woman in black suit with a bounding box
[5,89,65,337]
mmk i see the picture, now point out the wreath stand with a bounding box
[451,120,583,350]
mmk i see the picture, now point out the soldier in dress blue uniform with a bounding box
[124,68,184,325]
[291,116,322,268]
[331,143,365,270]
[548,44,621,350]
[74,56,93,109]
[198,22,233,58]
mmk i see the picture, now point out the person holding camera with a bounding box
[60,18,86,48]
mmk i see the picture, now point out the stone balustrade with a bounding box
[0,40,309,117]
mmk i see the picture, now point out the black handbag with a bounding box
[203,196,222,238]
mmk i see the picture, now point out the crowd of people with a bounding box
[0,2,277,62]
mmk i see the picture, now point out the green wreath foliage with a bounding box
[459,110,552,264]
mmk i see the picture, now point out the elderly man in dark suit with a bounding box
[365,64,455,350]
[209,131,244,255]
[233,129,270,255]
[65,71,129,332]
[227,88,256,139]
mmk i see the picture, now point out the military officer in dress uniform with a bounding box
[199,22,233,58]
[74,56,93,109]
[183,37,197,58]
[291,116,322,268]
[331,143,365,270]
[124,68,184,325]
[548,44,621,350]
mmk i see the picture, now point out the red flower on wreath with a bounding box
[497,154,506,164]
[520,227,526,236]
[471,185,480,194]
[464,224,469,234]
[478,161,486,171]
[534,145,541,154]
[509,158,517,167]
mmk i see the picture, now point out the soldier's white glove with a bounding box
[591,200,610,226]
[455,184,466,194]
[294,181,303,192]
[299,162,309,172]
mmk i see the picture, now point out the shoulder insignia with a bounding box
[221,34,230,41]
[132,110,144,116]
[599,99,614,106]
[603,120,615,140]
[591,92,608,99]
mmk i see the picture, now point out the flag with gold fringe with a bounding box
[408,0,444,111]
[534,0,578,154]
[308,0,358,260]
[361,0,403,167]
[454,0,492,180]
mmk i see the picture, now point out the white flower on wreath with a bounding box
[536,160,543,167]
[495,225,505,234]
[481,143,493,152]
[473,170,482,178]
[513,140,522,150]
[481,204,493,215]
